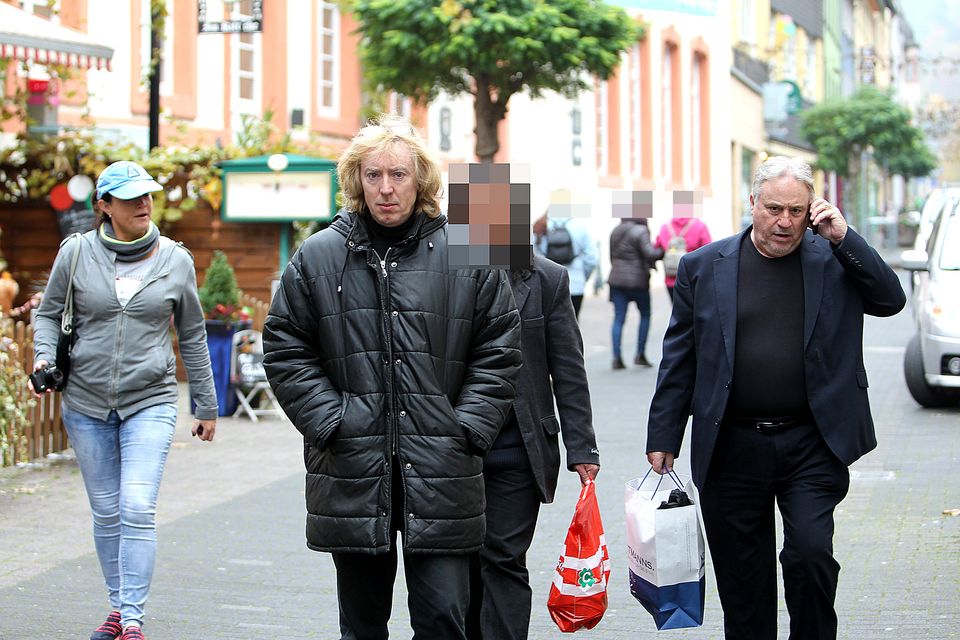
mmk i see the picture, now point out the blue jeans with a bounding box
[62,402,177,628]
[610,285,651,359]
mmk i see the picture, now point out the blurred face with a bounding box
[361,146,417,227]
[750,175,811,258]
[99,193,153,242]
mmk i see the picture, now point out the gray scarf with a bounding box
[98,220,160,262]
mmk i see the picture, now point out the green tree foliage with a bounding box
[801,87,936,178]
[351,0,640,162]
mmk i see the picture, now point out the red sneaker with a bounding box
[120,626,145,640]
[90,610,122,640]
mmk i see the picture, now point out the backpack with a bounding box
[544,220,578,266]
[662,220,694,278]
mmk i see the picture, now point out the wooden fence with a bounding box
[241,293,269,332]
[2,295,269,468]
[2,321,67,467]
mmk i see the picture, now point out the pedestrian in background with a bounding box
[262,114,522,640]
[646,156,905,639]
[467,253,600,640]
[31,161,218,640]
[607,217,663,369]
[534,211,598,318]
[654,211,711,304]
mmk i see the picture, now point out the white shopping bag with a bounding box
[624,470,705,630]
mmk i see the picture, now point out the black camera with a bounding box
[29,366,65,393]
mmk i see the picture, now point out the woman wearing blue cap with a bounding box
[31,161,218,640]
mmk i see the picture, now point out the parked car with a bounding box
[900,195,960,408]
[914,187,960,252]
[906,188,960,291]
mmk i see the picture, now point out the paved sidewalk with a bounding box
[1,264,958,639]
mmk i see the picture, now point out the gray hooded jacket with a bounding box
[33,231,217,420]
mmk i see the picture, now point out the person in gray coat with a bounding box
[466,254,600,640]
[263,114,522,640]
[31,160,217,640]
[607,218,664,369]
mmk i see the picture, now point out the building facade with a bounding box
[2,0,930,258]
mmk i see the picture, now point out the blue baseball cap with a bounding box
[96,161,163,200]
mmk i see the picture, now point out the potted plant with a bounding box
[197,250,250,416]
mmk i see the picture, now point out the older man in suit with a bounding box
[646,156,905,639]
[466,253,601,640]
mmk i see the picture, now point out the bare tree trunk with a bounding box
[473,76,508,164]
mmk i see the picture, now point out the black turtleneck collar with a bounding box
[363,212,420,258]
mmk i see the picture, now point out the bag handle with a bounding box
[640,465,684,500]
[577,477,596,502]
[61,234,82,336]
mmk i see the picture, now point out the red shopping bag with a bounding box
[547,479,611,632]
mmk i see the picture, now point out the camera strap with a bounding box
[61,233,82,336]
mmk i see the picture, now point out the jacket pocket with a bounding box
[142,346,168,386]
[524,315,545,329]
[312,417,341,451]
[540,415,560,436]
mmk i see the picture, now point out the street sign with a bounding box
[198,0,263,34]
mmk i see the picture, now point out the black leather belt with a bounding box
[730,416,811,434]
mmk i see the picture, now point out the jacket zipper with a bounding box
[377,250,398,458]
[111,270,168,410]
[111,306,124,409]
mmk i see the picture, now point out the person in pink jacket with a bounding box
[655,216,712,303]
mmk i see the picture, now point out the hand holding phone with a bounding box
[808,205,819,236]
[808,197,848,244]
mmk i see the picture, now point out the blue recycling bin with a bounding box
[191,319,250,417]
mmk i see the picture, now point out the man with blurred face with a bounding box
[645,156,906,639]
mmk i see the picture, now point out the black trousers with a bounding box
[331,457,471,640]
[699,420,849,640]
[466,467,542,640]
[332,548,470,640]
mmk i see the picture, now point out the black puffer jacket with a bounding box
[263,210,522,555]
[607,220,663,289]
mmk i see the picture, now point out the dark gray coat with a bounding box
[263,211,522,554]
[511,256,600,503]
[607,221,663,289]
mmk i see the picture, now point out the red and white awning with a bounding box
[0,2,113,71]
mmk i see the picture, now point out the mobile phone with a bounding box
[808,205,819,236]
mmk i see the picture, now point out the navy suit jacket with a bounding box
[646,227,906,489]
[510,255,600,503]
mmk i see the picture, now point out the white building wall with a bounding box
[85,2,135,123]
[643,7,732,230]
[427,91,484,165]
[286,0,313,142]
[504,89,598,218]
[194,5,227,133]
